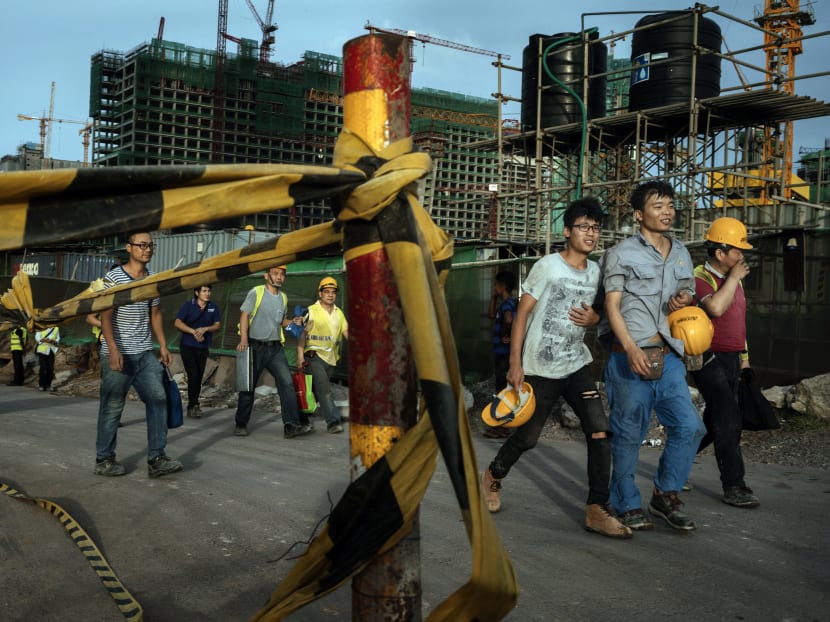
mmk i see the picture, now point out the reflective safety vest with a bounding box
[304,302,346,365]
[237,285,288,343]
[10,327,27,352]
[36,327,60,355]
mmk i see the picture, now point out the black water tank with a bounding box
[521,31,607,131]
[629,11,721,111]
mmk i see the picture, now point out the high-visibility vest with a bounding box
[10,327,27,352]
[237,285,288,343]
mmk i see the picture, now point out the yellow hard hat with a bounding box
[668,306,714,356]
[481,382,536,428]
[318,276,338,291]
[705,217,753,250]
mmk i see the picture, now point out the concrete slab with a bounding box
[1,385,828,621]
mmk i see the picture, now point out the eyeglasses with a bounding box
[572,223,601,233]
[129,242,156,250]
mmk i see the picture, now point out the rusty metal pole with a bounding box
[342,34,422,621]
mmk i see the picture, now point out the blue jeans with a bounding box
[306,353,340,427]
[604,350,706,514]
[235,341,300,428]
[96,351,168,462]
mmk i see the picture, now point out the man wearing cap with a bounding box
[692,217,760,508]
[297,276,349,434]
[236,265,309,439]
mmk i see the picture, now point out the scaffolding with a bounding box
[473,4,830,252]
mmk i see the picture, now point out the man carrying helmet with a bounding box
[297,276,349,434]
[599,180,706,532]
[691,217,760,508]
[480,197,632,539]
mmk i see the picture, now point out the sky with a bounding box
[2,0,828,163]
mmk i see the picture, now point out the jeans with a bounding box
[180,344,208,407]
[38,352,55,389]
[96,351,168,462]
[306,353,340,427]
[691,352,746,489]
[490,366,613,505]
[604,351,706,514]
[235,341,300,428]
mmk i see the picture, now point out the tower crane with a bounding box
[244,0,277,63]
[754,0,816,200]
[364,22,509,61]
[17,82,91,167]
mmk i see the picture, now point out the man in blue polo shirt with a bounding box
[174,285,222,418]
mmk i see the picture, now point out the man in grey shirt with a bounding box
[235,265,310,439]
[599,180,706,532]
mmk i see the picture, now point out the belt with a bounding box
[249,339,281,346]
[611,342,668,354]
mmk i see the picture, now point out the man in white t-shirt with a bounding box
[480,198,631,539]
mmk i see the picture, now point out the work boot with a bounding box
[94,457,126,477]
[147,455,183,478]
[619,508,654,531]
[584,503,633,539]
[722,485,760,508]
[481,467,502,513]
[649,489,696,531]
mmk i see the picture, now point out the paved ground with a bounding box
[1,385,829,621]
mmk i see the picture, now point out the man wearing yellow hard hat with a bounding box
[691,217,760,509]
[297,276,349,434]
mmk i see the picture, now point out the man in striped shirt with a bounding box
[95,231,183,479]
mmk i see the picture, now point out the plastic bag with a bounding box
[738,369,780,431]
[292,370,317,414]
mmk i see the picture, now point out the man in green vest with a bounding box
[8,325,28,386]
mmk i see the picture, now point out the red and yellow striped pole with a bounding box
[342,34,421,620]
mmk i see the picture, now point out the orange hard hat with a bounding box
[481,382,536,428]
[318,276,338,291]
[705,217,753,250]
[668,306,714,356]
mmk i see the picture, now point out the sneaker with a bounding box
[284,423,313,439]
[234,425,249,437]
[147,455,183,478]
[585,503,633,539]
[619,508,654,531]
[722,485,760,508]
[327,423,344,434]
[481,467,502,513]
[94,458,126,477]
[682,480,694,491]
[186,405,202,419]
[649,490,696,531]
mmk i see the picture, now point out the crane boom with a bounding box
[244,0,277,62]
[364,22,509,60]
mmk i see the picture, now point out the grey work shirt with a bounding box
[598,231,695,355]
[241,286,286,342]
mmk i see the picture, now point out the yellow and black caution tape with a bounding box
[1,482,143,621]
[0,126,519,621]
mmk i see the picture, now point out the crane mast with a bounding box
[754,0,816,200]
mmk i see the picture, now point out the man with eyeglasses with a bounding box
[95,231,183,479]
[599,180,706,532]
[691,217,760,508]
[481,197,632,539]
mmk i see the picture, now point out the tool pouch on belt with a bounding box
[640,346,665,380]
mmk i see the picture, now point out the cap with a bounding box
[318,276,338,291]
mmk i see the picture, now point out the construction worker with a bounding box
[35,326,60,391]
[692,217,760,508]
[8,325,28,386]
[297,276,349,434]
